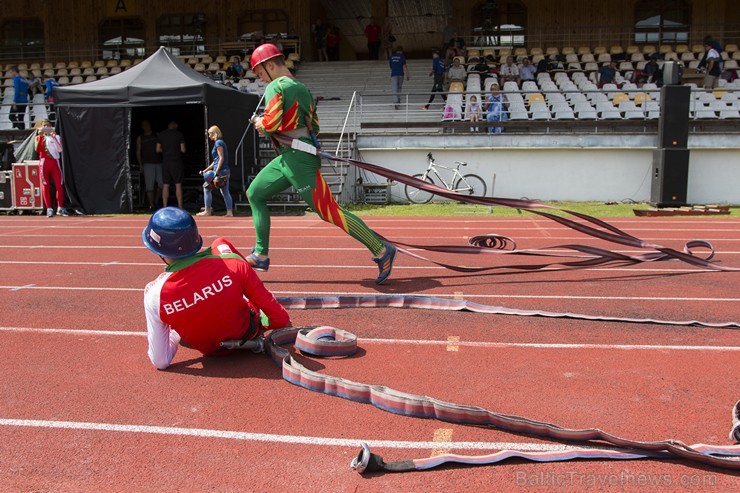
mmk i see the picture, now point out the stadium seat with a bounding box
[43,68,55,77]
[554,109,575,119]
[659,44,673,54]
[67,61,79,69]
[633,93,651,106]
[521,80,538,92]
[618,61,635,71]
[593,46,607,55]
[581,53,595,63]
[449,81,464,92]
[69,68,81,76]
[80,61,92,68]
[577,46,591,55]
[96,67,108,75]
[119,59,131,67]
[695,109,717,119]
[109,67,122,74]
[550,101,570,113]
[215,55,228,64]
[630,52,645,62]
[724,60,739,70]
[529,47,543,56]
[720,109,740,119]
[562,47,575,55]
[675,44,689,54]
[57,76,70,85]
[70,76,83,84]
[600,108,622,119]
[513,48,527,57]
[56,68,68,77]
[526,93,545,106]
[613,93,630,105]
[93,60,105,68]
[193,63,206,72]
[626,45,639,54]
[577,109,597,119]
[725,44,739,53]
[530,104,550,120]
[82,67,95,76]
[609,45,624,55]
[680,52,696,62]
[42,62,53,70]
[85,75,97,83]
[642,45,656,55]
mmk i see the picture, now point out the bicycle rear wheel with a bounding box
[405,174,436,204]
[453,174,487,198]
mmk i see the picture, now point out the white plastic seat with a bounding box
[719,109,740,119]
[694,109,717,119]
[577,109,597,119]
[509,109,529,120]
[600,108,622,119]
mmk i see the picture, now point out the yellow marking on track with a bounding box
[453,291,464,300]
[447,335,460,352]
[431,428,454,457]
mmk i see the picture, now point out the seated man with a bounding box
[518,57,536,85]
[445,31,467,63]
[142,207,291,369]
[446,57,467,85]
[472,57,491,81]
[499,56,520,86]
[598,60,618,88]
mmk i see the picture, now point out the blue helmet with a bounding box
[142,207,203,259]
[203,170,216,189]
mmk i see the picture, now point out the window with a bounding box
[634,0,690,44]
[471,0,527,46]
[100,17,145,60]
[238,10,289,39]
[157,14,206,56]
[1,18,44,60]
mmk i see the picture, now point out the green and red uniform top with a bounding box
[260,75,319,143]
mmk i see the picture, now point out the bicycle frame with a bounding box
[422,155,465,191]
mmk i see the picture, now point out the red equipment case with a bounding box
[12,161,43,211]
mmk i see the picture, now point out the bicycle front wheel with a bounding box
[454,174,487,198]
[405,174,436,204]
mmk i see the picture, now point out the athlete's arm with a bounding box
[144,278,181,369]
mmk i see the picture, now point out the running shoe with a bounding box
[246,252,270,272]
[373,242,397,285]
[58,208,70,216]
[46,208,54,217]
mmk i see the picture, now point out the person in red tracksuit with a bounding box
[142,207,290,369]
[35,119,68,217]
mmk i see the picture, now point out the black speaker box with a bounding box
[650,149,690,206]
[0,171,12,209]
[658,85,691,149]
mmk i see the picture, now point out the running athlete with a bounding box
[142,207,290,369]
[246,43,397,284]
[35,119,68,217]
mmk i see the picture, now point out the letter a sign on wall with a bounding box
[107,0,138,17]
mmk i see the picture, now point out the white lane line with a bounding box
[2,285,740,302]
[0,260,717,273]
[9,284,35,291]
[1,327,737,351]
[0,417,604,452]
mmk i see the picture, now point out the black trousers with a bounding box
[10,103,26,130]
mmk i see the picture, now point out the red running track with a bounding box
[0,214,739,492]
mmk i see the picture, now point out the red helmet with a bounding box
[250,43,284,69]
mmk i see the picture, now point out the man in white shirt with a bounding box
[446,57,467,85]
[499,56,519,86]
[518,57,536,86]
[703,42,721,89]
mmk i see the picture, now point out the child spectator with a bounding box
[466,94,482,132]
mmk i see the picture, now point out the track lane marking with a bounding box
[0,327,738,351]
[0,417,622,452]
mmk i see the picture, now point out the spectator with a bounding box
[421,50,447,110]
[43,75,59,124]
[314,19,329,62]
[326,26,341,61]
[198,125,233,217]
[519,57,536,85]
[640,56,662,86]
[472,57,491,82]
[598,60,618,88]
[702,41,722,89]
[444,31,466,64]
[141,207,290,370]
[485,84,507,134]
[136,119,163,211]
[536,55,550,76]
[466,94,482,132]
[381,18,395,60]
[247,43,397,284]
[364,17,382,60]
[447,57,467,84]
[389,46,409,109]
[156,121,186,209]
[225,56,244,79]
[697,35,723,72]
[35,119,68,217]
[10,66,30,130]
[499,56,519,86]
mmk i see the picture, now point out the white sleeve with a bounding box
[144,274,180,370]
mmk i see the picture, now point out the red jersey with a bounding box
[144,238,290,369]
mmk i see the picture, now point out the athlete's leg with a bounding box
[246,155,292,256]
[39,158,53,209]
[281,148,385,256]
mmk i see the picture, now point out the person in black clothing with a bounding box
[136,119,163,210]
[156,121,186,209]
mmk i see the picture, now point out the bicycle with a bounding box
[404,152,487,204]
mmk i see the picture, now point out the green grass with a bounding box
[344,201,740,218]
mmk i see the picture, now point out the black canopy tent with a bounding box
[53,47,259,213]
